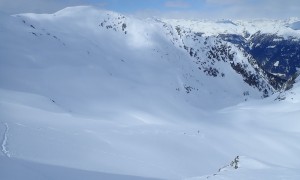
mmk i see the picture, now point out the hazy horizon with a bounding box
[0,0,299,20]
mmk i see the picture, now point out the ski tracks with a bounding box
[1,122,11,158]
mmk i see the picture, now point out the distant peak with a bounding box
[216,19,237,26]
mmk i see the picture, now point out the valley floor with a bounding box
[1,88,300,180]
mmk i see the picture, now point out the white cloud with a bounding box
[139,0,300,19]
[165,1,190,8]
[0,0,62,14]
[193,0,300,19]
[0,0,106,14]
[206,0,242,5]
[0,0,299,19]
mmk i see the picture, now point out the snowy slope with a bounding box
[0,6,270,111]
[1,6,300,180]
[187,156,300,180]
[0,156,157,180]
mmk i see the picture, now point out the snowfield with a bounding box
[0,6,300,180]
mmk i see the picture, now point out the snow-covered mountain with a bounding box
[0,6,300,180]
[163,17,300,87]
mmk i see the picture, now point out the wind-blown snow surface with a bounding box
[0,6,300,180]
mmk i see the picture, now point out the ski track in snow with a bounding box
[1,122,11,158]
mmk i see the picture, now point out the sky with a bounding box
[0,0,299,19]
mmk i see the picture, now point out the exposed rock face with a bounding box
[217,32,300,91]
[249,33,300,80]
